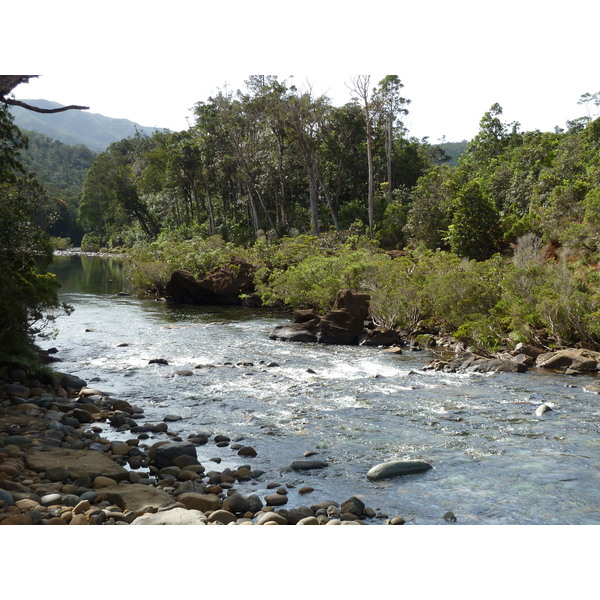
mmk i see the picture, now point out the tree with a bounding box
[458,103,519,178]
[376,75,410,203]
[405,165,454,249]
[447,180,500,260]
[79,139,158,245]
[286,87,334,234]
[348,76,377,230]
[0,80,78,363]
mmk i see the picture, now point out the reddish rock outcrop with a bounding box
[165,260,255,305]
[269,289,370,345]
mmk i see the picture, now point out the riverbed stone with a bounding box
[270,289,370,345]
[446,352,527,373]
[367,460,433,481]
[341,496,366,517]
[290,460,328,471]
[150,441,198,469]
[237,446,257,457]
[535,348,600,372]
[131,507,208,525]
[208,509,237,524]
[584,382,600,394]
[178,492,222,512]
[265,494,288,506]
[95,483,175,513]
[222,492,250,514]
[257,511,288,525]
[57,373,87,391]
[26,448,129,482]
[535,403,553,416]
[286,506,315,524]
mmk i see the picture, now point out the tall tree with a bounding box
[377,75,410,203]
[286,87,333,234]
[348,76,377,230]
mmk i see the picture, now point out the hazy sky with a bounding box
[6,0,599,142]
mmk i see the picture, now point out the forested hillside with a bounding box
[18,130,96,244]
[9,100,161,152]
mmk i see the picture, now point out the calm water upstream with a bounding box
[46,254,600,524]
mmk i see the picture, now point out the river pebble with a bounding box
[0,366,436,527]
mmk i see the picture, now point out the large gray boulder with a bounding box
[367,460,433,481]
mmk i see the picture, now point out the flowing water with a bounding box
[46,254,600,524]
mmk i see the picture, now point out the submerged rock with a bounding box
[440,352,527,374]
[367,460,433,481]
[290,460,329,471]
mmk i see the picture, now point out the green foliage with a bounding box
[17,130,95,244]
[404,165,454,249]
[361,254,425,331]
[447,180,500,260]
[256,249,374,312]
[81,233,103,252]
[0,105,70,363]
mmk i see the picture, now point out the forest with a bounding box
[3,75,600,365]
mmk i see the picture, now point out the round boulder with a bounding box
[367,460,433,481]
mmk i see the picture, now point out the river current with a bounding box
[45,254,600,524]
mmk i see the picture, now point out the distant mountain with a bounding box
[9,99,164,152]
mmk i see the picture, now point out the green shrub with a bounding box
[81,233,103,252]
[256,250,374,312]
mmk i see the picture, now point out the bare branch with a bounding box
[0,75,88,113]
[3,97,89,113]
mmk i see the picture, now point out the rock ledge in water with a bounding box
[367,460,433,481]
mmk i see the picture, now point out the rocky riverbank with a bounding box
[0,364,414,526]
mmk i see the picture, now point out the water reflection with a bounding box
[50,254,129,295]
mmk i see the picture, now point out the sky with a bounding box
[5,0,599,143]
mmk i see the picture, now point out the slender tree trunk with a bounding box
[386,112,393,204]
[245,182,260,233]
[315,162,339,230]
[277,141,287,229]
[366,116,374,229]
[205,189,216,234]
[349,76,375,230]
[307,162,320,235]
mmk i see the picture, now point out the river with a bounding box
[45,253,600,524]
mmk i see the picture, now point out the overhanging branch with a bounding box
[0,75,89,113]
[3,97,89,113]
